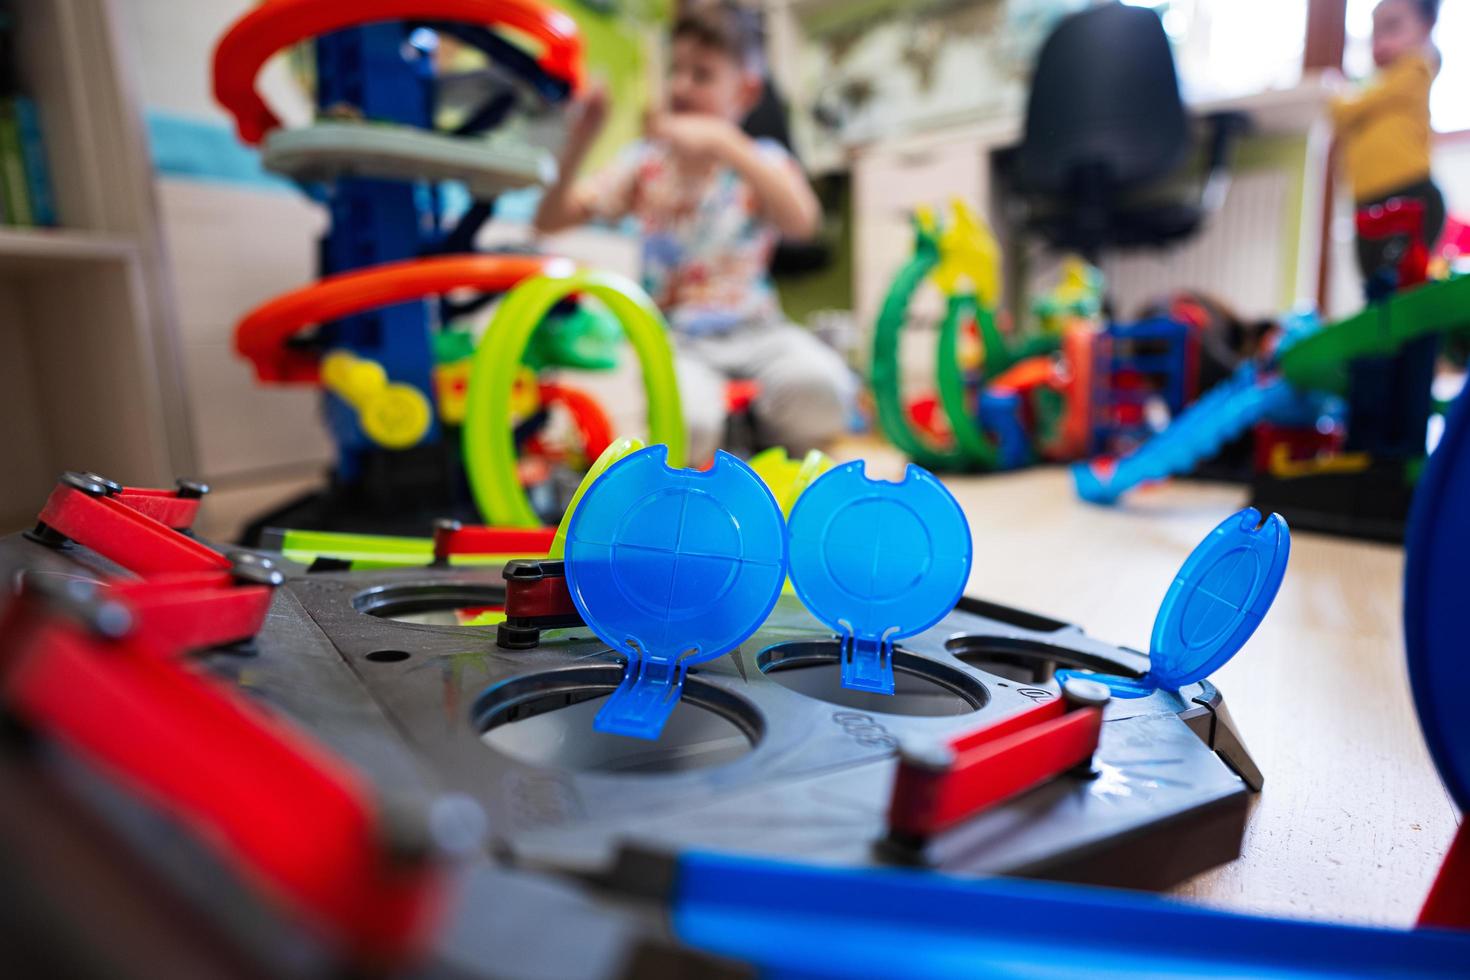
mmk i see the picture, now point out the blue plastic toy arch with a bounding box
[563,446,787,739]
[785,460,973,696]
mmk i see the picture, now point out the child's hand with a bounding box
[568,81,610,149]
[644,111,740,163]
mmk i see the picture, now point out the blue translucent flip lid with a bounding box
[785,461,972,695]
[1061,507,1290,699]
[563,446,787,739]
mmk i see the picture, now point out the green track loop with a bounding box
[464,270,685,527]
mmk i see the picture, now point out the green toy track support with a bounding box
[464,269,686,527]
[873,216,1011,471]
[549,436,645,558]
[872,222,969,470]
[1280,275,1470,394]
[278,529,434,569]
[936,294,1000,469]
[275,528,549,569]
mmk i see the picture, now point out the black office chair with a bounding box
[1008,2,1249,262]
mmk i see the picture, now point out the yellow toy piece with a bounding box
[321,349,432,450]
[929,198,1001,307]
[1268,445,1372,479]
[749,447,834,517]
[434,359,472,425]
[550,436,645,558]
[510,366,541,420]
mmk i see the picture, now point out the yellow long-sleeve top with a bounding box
[1330,52,1436,202]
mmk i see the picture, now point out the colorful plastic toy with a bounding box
[320,349,433,450]
[746,446,833,516]
[462,269,685,528]
[871,202,1088,473]
[214,5,613,540]
[212,0,582,145]
[1075,274,1470,514]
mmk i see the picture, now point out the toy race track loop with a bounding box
[235,253,563,385]
[212,0,583,145]
[463,271,684,527]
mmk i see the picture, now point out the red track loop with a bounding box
[234,254,565,384]
[213,0,583,145]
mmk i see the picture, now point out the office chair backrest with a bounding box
[1019,2,1188,195]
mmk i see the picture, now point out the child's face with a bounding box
[1372,0,1432,69]
[667,37,759,119]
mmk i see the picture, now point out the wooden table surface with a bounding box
[923,464,1457,928]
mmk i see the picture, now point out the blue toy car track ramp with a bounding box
[563,446,787,740]
[667,851,1470,978]
[1074,365,1298,505]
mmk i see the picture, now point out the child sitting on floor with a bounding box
[533,2,854,463]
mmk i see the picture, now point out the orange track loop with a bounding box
[235,254,564,384]
[213,0,583,145]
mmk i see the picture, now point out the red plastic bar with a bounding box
[38,483,228,577]
[213,0,583,145]
[888,698,1103,839]
[115,487,203,531]
[0,593,445,964]
[504,567,575,620]
[108,573,273,651]
[432,523,556,561]
[234,254,559,384]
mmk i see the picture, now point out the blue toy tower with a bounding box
[314,24,442,482]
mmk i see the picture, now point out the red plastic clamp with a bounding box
[0,571,449,965]
[431,519,556,563]
[887,678,1109,840]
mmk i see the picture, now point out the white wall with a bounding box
[114,0,312,125]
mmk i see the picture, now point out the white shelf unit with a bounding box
[0,0,188,532]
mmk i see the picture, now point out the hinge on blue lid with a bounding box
[787,462,972,697]
[593,648,687,740]
[840,631,896,696]
[563,447,787,741]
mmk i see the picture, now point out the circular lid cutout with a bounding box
[564,446,786,667]
[1148,507,1290,690]
[786,461,972,643]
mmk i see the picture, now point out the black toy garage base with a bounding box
[1249,458,1416,544]
[0,528,1262,978]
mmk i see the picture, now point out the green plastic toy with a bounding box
[463,270,685,527]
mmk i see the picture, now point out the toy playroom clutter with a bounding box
[213,0,691,542]
[867,190,1470,545]
[1,446,1285,970]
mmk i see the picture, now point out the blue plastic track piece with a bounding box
[785,461,972,695]
[1404,386,1470,810]
[1074,368,1298,505]
[669,851,1470,978]
[563,446,787,739]
[1059,507,1290,699]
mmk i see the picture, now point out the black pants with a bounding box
[1354,177,1446,283]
